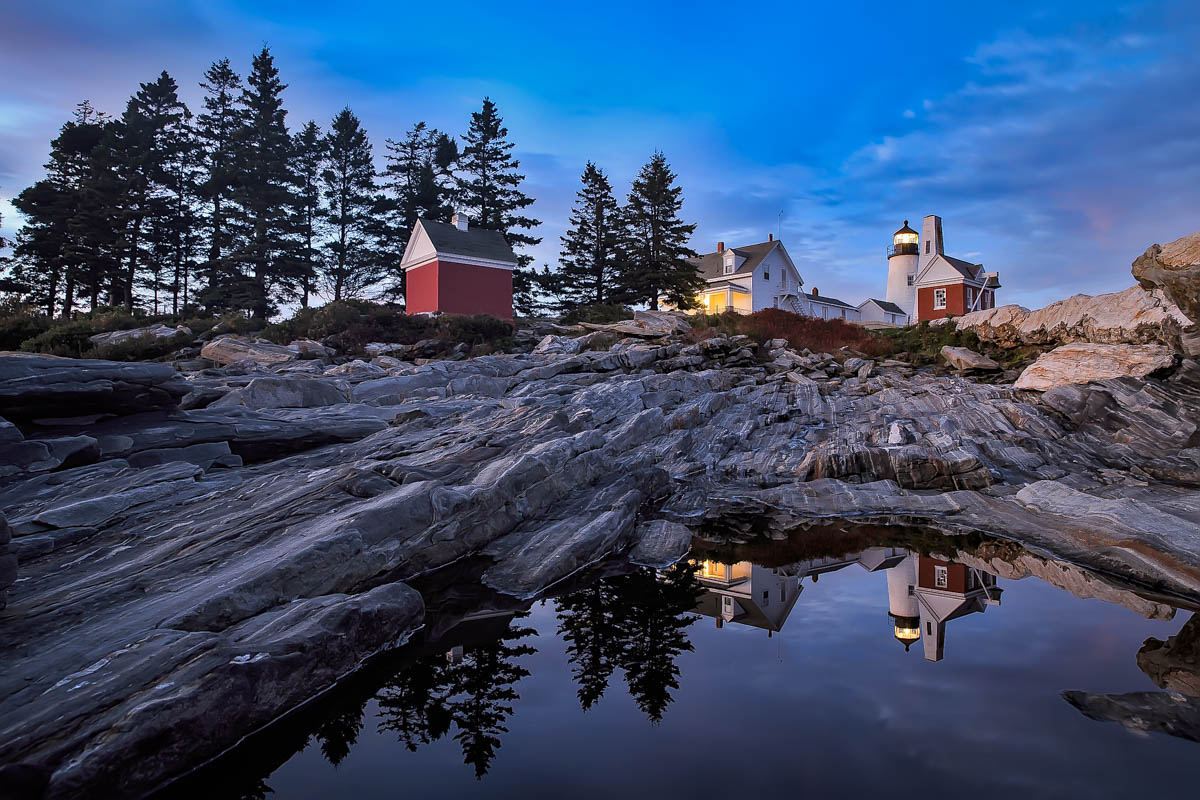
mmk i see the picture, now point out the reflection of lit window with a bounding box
[935,566,948,588]
[933,288,947,310]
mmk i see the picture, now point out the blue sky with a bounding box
[2,0,1198,308]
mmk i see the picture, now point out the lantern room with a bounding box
[888,220,919,258]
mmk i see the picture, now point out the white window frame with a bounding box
[934,565,948,588]
[723,252,735,275]
[933,288,947,310]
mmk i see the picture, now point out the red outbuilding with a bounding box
[401,213,517,320]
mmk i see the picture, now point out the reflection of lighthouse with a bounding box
[887,554,921,651]
[883,554,1003,662]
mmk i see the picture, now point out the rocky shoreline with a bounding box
[1,234,1199,798]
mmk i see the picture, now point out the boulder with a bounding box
[1014,343,1175,391]
[0,355,188,420]
[633,309,692,334]
[1133,230,1200,324]
[89,324,192,349]
[208,376,349,410]
[199,337,296,367]
[951,286,1188,347]
[941,346,1000,371]
[287,339,335,358]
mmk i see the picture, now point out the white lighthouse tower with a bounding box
[886,553,921,652]
[885,221,919,320]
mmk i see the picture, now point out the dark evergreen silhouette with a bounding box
[622,151,701,310]
[195,58,243,307]
[313,705,365,767]
[284,120,325,307]
[556,562,702,721]
[456,98,541,314]
[11,102,114,315]
[228,47,294,318]
[558,162,624,308]
[375,618,535,779]
[379,121,458,300]
[319,108,382,301]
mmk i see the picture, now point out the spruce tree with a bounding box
[558,162,622,308]
[456,98,540,314]
[229,47,294,318]
[622,152,701,310]
[379,122,458,300]
[92,72,190,311]
[11,102,115,315]
[283,120,325,308]
[319,108,382,301]
[195,59,243,309]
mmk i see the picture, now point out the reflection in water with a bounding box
[694,548,1002,662]
[162,525,1200,799]
[557,562,703,720]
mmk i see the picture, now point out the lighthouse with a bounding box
[885,554,921,652]
[885,220,919,320]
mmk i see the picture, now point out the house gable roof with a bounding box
[801,291,856,310]
[860,298,906,314]
[408,218,518,265]
[916,253,985,285]
[692,240,778,280]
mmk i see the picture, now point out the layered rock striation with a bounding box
[2,247,1200,797]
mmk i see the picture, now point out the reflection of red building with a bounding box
[400,214,517,320]
[886,554,1002,662]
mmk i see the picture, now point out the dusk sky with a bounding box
[2,0,1198,309]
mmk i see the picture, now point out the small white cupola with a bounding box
[452,212,469,232]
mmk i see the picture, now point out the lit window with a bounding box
[933,288,947,310]
[935,565,948,588]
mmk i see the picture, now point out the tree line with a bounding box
[1,46,707,321]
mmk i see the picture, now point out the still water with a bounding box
[174,528,1200,799]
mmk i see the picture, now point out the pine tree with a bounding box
[195,59,243,309]
[558,162,623,308]
[622,152,701,310]
[139,73,199,314]
[229,47,295,318]
[379,122,457,300]
[282,121,325,308]
[96,72,191,312]
[456,98,540,315]
[319,108,382,301]
[10,102,115,315]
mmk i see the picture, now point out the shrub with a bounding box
[689,308,898,358]
[0,311,52,352]
[876,320,983,366]
[262,302,514,355]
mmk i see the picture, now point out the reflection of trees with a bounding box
[375,618,536,778]
[556,562,703,722]
[314,706,365,767]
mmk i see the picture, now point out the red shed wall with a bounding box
[405,262,440,315]
[435,260,514,320]
[917,283,966,320]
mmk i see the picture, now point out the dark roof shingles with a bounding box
[420,218,517,264]
[691,240,777,280]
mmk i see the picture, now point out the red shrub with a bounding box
[692,308,897,357]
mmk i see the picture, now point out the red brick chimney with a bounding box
[769,233,773,241]
[811,287,819,296]
[717,241,724,252]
